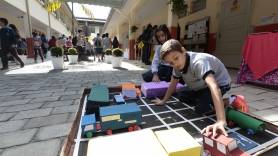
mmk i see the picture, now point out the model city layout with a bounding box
[80,81,270,156]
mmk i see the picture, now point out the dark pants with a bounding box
[176,84,231,114]
[1,46,24,68]
[141,43,151,65]
[34,47,44,62]
[142,64,173,82]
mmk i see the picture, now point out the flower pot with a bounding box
[105,55,112,64]
[68,55,78,64]
[51,56,64,69]
[111,56,122,67]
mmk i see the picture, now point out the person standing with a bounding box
[93,33,103,62]
[0,18,24,70]
[33,32,44,63]
[112,36,119,49]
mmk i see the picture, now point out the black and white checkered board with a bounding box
[76,93,278,156]
[136,95,278,155]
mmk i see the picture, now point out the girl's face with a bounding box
[156,31,167,44]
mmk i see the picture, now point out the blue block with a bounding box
[81,114,97,136]
[114,95,125,104]
[99,103,142,131]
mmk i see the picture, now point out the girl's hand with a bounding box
[151,97,166,105]
[152,74,160,82]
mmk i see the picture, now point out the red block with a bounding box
[203,132,249,156]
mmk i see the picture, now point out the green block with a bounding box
[88,85,109,103]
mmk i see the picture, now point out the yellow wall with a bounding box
[251,0,278,26]
[178,0,220,38]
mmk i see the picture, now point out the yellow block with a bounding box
[87,129,168,156]
[155,127,201,156]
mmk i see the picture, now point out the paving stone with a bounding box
[257,91,278,99]
[24,113,69,129]
[30,96,60,103]
[0,106,8,113]
[35,123,72,140]
[11,108,52,120]
[67,113,76,122]
[52,91,77,96]
[248,101,275,110]
[252,109,278,122]
[0,113,16,122]
[0,99,32,107]
[4,103,44,113]
[0,92,17,97]
[60,94,81,100]
[42,100,74,108]
[0,120,27,134]
[0,129,37,148]
[24,92,53,99]
[51,105,79,114]
[16,90,42,95]
[1,139,61,156]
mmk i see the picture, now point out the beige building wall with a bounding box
[251,0,278,26]
[178,0,221,38]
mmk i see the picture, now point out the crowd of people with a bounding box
[0,17,120,70]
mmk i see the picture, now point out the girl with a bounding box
[142,24,172,82]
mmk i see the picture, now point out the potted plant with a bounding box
[104,49,112,64]
[68,48,78,64]
[50,47,64,69]
[111,48,123,67]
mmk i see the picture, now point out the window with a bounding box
[191,0,206,13]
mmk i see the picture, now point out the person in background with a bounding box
[0,18,24,70]
[33,31,44,63]
[40,33,48,58]
[93,33,103,62]
[48,36,56,50]
[112,36,119,49]
[66,36,73,48]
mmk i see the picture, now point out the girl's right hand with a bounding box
[151,97,166,105]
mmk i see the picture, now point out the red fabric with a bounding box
[242,32,278,80]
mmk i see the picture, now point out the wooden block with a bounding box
[99,103,141,130]
[155,127,201,156]
[203,132,238,156]
[122,82,136,90]
[114,94,125,104]
[88,85,109,103]
[87,129,168,156]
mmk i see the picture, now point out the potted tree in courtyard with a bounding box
[111,48,123,67]
[105,49,112,64]
[68,48,78,64]
[50,47,64,69]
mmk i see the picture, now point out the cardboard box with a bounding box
[87,129,168,156]
[155,127,201,156]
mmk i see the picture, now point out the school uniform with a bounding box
[142,45,173,82]
[174,52,231,114]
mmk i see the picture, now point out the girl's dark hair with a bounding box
[155,24,172,45]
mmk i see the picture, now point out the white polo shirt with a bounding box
[173,52,231,91]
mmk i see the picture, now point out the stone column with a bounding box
[167,3,178,39]
[25,0,34,58]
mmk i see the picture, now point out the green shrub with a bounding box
[105,49,112,55]
[51,47,64,57]
[112,48,123,57]
[68,48,78,55]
